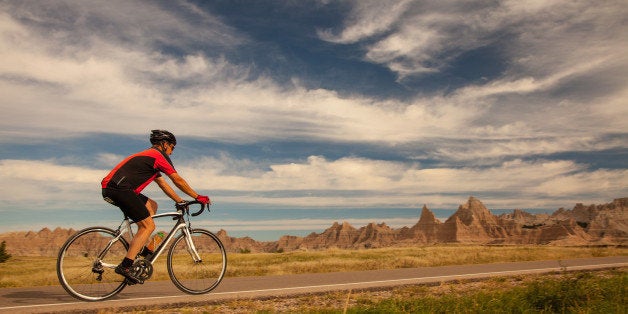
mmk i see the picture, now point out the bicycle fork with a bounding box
[181,227,203,263]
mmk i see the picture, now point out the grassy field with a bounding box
[0,245,625,288]
[143,269,625,313]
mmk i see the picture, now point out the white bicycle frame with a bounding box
[98,210,202,270]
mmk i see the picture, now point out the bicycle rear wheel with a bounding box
[167,229,227,294]
[57,227,129,301]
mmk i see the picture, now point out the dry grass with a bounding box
[0,245,625,288]
[224,245,626,277]
[105,268,627,313]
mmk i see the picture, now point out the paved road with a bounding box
[1,256,625,313]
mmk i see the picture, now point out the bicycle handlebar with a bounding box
[178,200,209,217]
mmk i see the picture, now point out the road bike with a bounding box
[56,200,227,301]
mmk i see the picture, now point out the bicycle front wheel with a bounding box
[167,229,227,294]
[56,227,129,301]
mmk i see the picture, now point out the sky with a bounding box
[0,1,626,238]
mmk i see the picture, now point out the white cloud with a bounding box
[320,1,628,142]
[0,159,102,183]
[0,1,625,215]
[428,136,625,163]
[332,0,628,80]
[180,155,626,209]
[4,155,619,209]
[530,169,628,196]
[1,1,626,157]
[0,14,482,146]
[317,0,413,43]
[196,217,425,232]
[0,159,104,205]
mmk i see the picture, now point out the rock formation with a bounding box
[400,205,441,243]
[1,197,626,256]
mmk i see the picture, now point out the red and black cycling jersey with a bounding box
[101,148,176,194]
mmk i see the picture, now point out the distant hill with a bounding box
[1,197,626,256]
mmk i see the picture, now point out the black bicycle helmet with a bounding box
[150,130,177,145]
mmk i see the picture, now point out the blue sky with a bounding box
[0,1,626,235]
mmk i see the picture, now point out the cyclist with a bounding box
[101,130,210,284]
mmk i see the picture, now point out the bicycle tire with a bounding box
[167,229,227,294]
[56,227,129,301]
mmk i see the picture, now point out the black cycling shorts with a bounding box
[102,188,150,222]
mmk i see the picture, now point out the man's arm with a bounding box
[154,176,185,203]
[165,172,202,200]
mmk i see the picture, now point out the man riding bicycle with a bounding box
[101,130,210,284]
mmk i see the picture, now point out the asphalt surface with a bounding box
[0,256,625,313]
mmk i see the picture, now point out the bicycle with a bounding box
[56,200,227,301]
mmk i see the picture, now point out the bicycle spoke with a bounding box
[167,229,226,294]
[57,227,129,301]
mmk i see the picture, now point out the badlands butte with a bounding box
[1,197,626,256]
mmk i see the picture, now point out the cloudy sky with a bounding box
[1,0,626,231]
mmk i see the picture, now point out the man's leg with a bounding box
[125,197,158,259]
[136,198,159,257]
[126,216,156,260]
[116,217,155,284]
[145,198,158,216]
[110,192,156,283]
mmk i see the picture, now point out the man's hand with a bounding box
[195,195,211,205]
[175,201,188,211]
